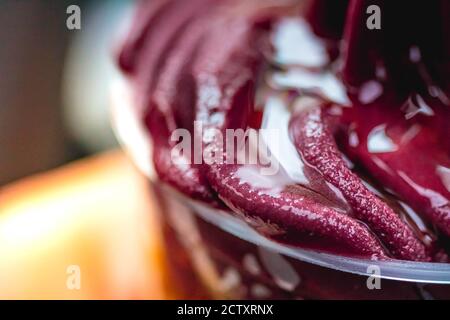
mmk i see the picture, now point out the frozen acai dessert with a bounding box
[116,0,450,298]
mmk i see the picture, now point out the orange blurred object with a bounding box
[0,150,174,299]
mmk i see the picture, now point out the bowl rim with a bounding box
[186,192,450,284]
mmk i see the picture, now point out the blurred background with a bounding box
[0,0,132,185]
[0,0,173,299]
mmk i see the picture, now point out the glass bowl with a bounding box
[111,78,450,300]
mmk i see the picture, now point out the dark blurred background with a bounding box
[0,0,132,185]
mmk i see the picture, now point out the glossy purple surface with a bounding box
[118,0,449,262]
